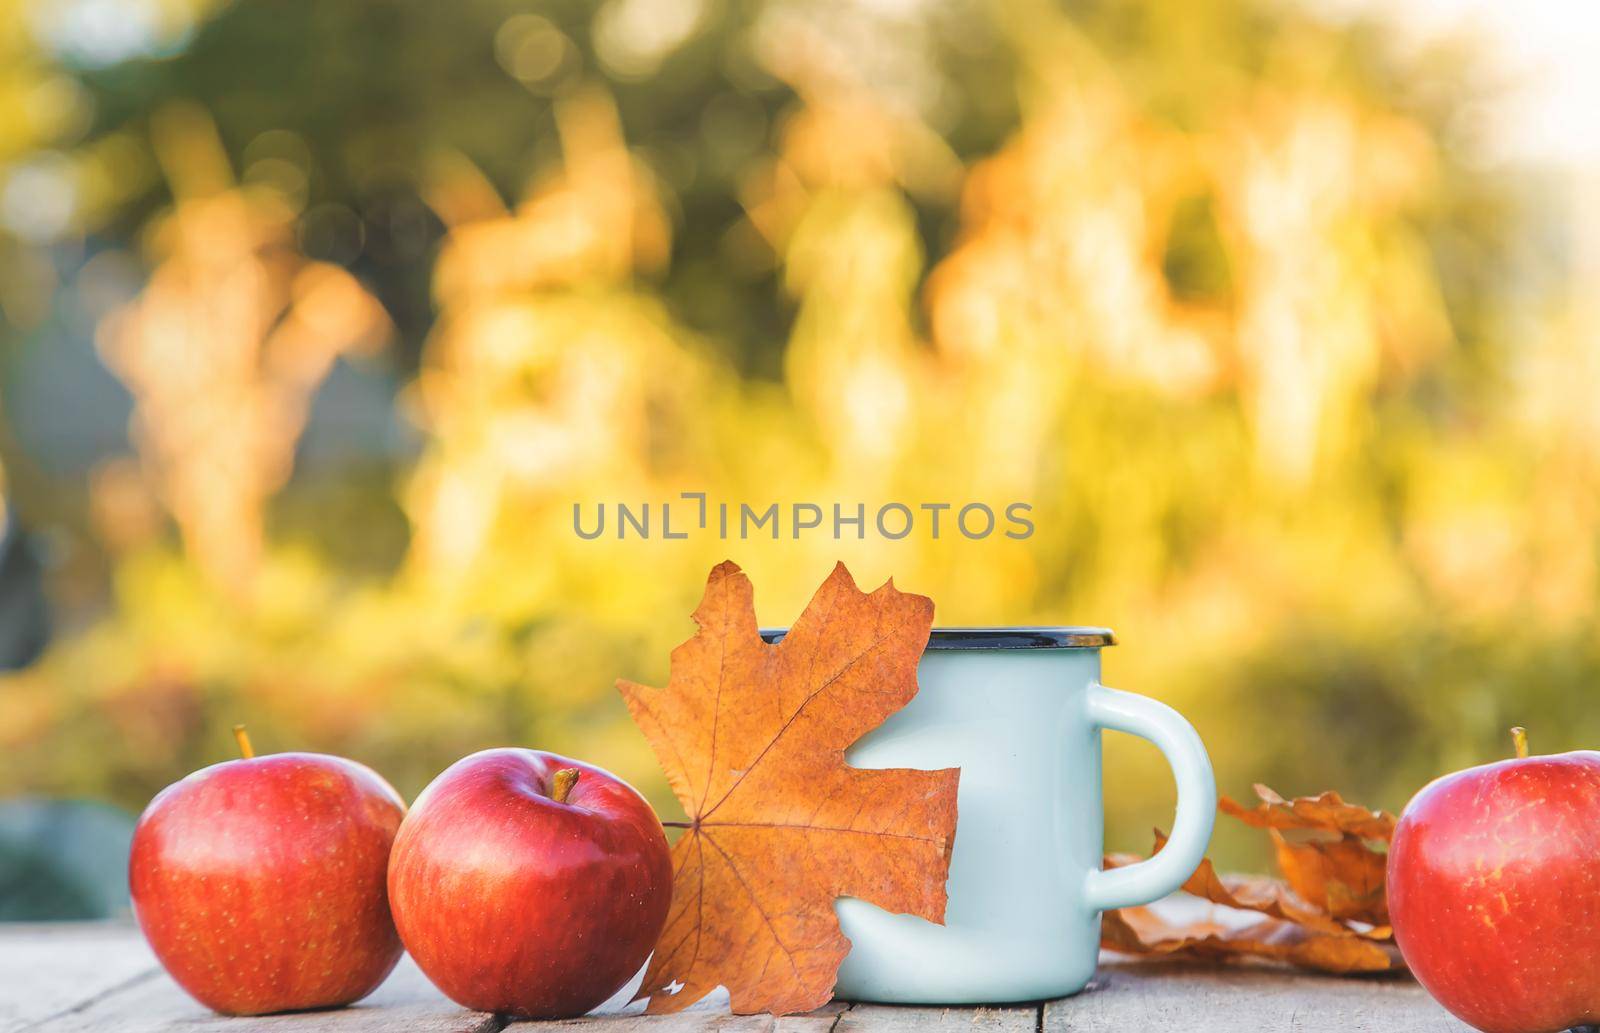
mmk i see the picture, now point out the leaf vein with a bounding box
[698,626,904,821]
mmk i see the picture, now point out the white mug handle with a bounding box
[1081,682,1216,913]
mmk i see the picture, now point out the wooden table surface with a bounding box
[0,923,1474,1033]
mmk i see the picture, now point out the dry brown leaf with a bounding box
[1103,906,1399,974]
[1220,784,1396,841]
[618,561,959,1015]
[1108,831,1348,935]
[1270,830,1389,926]
[1101,783,1404,976]
[1101,905,1230,955]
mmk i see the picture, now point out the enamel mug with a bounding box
[764,627,1216,1004]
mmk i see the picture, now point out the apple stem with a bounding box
[1511,726,1529,759]
[550,768,580,805]
[232,724,255,759]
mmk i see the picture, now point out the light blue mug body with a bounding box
[822,628,1216,1004]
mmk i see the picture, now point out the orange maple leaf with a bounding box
[618,561,959,1015]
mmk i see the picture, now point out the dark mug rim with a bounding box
[758,626,1115,650]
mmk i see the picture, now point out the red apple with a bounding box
[388,748,672,1018]
[1389,730,1600,1033]
[129,731,406,1015]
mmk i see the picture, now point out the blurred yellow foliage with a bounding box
[1,0,1597,862]
[97,105,390,591]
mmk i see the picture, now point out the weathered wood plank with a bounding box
[32,953,497,1033]
[524,999,850,1033]
[3,924,1495,1033]
[1044,960,1473,1032]
[837,1004,1038,1033]
[5,926,843,1033]
[0,924,159,1033]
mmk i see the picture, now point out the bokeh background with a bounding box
[2,0,1598,918]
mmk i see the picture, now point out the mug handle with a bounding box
[1082,682,1216,913]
